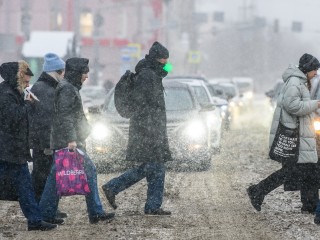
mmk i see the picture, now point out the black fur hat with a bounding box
[299,53,320,73]
[148,41,169,60]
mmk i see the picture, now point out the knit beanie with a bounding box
[298,53,320,73]
[43,53,66,72]
[148,41,169,60]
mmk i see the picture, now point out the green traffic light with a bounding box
[163,62,173,72]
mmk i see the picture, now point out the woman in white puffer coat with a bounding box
[247,53,320,215]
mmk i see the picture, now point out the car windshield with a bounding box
[192,86,210,105]
[104,88,194,113]
[165,88,194,111]
[236,82,252,89]
[207,84,225,98]
[219,85,236,97]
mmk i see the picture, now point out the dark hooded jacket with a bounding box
[29,72,59,149]
[0,62,33,164]
[126,54,172,163]
[50,58,91,150]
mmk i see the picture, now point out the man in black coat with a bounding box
[29,53,65,204]
[39,57,115,224]
[102,41,173,215]
[0,61,57,231]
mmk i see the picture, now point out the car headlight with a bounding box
[206,112,220,126]
[229,101,236,108]
[220,105,228,111]
[244,91,253,99]
[184,121,206,139]
[314,120,320,131]
[91,123,111,140]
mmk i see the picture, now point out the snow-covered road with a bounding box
[1,94,320,239]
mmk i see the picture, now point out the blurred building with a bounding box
[0,0,174,85]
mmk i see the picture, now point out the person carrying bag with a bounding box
[39,58,115,224]
[247,53,320,215]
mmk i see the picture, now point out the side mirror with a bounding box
[88,105,101,114]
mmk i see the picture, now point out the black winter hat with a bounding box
[0,62,19,81]
[65,57,89,73]
[148,41,169,60]
[299,53,320,73]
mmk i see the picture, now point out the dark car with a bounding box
[86,81,218,172]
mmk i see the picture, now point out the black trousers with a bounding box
[31,149,53,203]
[256,166,319,210]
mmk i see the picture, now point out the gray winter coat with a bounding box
[269,64,318,163]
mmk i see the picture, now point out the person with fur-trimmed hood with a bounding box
[0,60,57,231]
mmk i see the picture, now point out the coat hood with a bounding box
[0,61,33,93]
[148,41,169,60]
[282,64,307,84]
[64,58,89,90]
[135,56,168,78]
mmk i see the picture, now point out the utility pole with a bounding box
[163,0,171,48]
[92,11,104,85]
[69,0,80,57]
[21,0,31,40]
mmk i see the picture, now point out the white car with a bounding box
[80,85,106,114]
[164,76,223,151]
[232,77,254,105]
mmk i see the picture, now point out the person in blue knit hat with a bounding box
[29,53,67,221]
[42,53,66,72]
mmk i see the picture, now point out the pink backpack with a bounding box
[55,148,90,197]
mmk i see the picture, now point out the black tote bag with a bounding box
[269,110,299,164]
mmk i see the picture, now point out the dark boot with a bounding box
[89,212,115,224]
[301,187,318,215]
[145,208,171,216]
[43,217,65,225]
[247,184,265,212]
[102,185,117,209]
[28,221,57,231]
